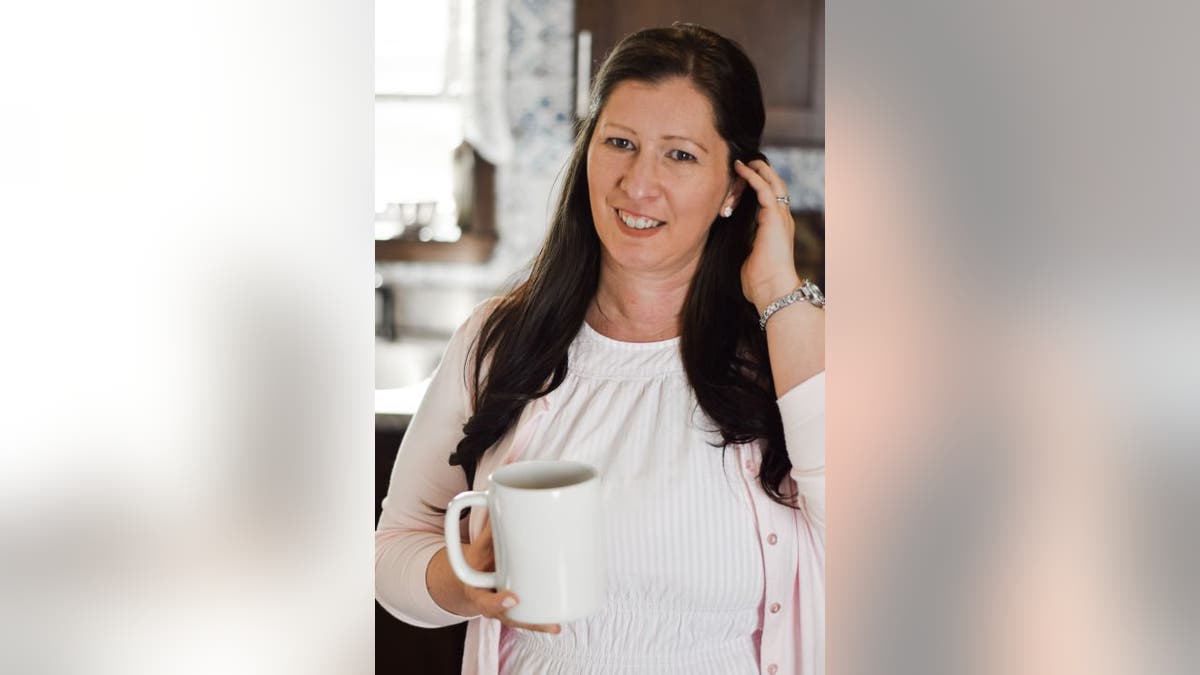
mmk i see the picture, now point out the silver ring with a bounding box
[775,195,791,205]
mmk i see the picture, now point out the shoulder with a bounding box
[445,296,507,392]
[456,296,506,345]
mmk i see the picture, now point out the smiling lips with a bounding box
[616,208,666,230]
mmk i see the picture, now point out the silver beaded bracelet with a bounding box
[758,279,825,331]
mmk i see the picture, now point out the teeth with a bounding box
[618,209,664,230]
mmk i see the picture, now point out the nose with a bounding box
[618,150,662,201]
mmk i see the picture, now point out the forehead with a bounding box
[598,78,720,140]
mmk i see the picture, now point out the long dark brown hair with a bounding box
[448,23,796,507]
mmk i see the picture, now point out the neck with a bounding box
[586,256,697,342]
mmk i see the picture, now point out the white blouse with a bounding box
[497,322,765,674]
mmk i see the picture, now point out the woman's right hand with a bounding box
[458,517,562,634]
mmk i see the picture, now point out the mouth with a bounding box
[615,208,666,230]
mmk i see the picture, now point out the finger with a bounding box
[502,619,562,634]
[469,588,515,620]
[745,159,789,200]
[467,520,495,568]
[734,160,783,210]
[465,538,495,571]
[738,160,790,211]
[476,591,562,633]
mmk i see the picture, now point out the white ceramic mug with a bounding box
[443,460,605,624]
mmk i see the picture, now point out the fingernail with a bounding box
[501,596,518,609]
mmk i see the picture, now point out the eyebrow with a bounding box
[603,122,709,154]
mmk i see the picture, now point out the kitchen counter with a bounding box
[375,335,446,432]
[375,377,431,431]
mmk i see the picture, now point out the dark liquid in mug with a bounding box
[496,463,595,490]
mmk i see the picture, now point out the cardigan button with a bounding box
[766,665,778,674]
[769,602,782,614]
[744,458,757,472]
[767,533,778,545]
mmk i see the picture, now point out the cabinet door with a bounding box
[576,0,823,146]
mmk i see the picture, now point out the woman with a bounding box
[377,23,824,675]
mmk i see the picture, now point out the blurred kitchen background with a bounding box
[375,0,823,670]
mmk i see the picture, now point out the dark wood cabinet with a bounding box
[576,0,824,146]
[376,427,467,674]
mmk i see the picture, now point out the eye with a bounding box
[668,149,698,162]
[604,137,635,151]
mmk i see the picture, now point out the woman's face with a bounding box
[586,77,739,277]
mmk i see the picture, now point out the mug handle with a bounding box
[443,491,497,589]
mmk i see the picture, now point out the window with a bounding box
[375,0,463,242]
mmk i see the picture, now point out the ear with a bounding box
[722,176,748,214]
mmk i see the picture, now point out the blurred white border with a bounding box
[0,2,373,673]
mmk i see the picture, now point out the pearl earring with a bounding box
[721,206,733,218]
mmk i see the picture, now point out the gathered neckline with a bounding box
[568,321,685,379]
[580,319,681,350]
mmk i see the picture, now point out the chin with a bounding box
[601,240,669,272]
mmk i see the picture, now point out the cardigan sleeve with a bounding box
[375,301,494,628]
[778,370,825,529]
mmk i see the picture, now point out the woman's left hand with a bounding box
[734,158,802,313]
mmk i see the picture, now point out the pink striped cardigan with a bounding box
[376,302,824,675]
